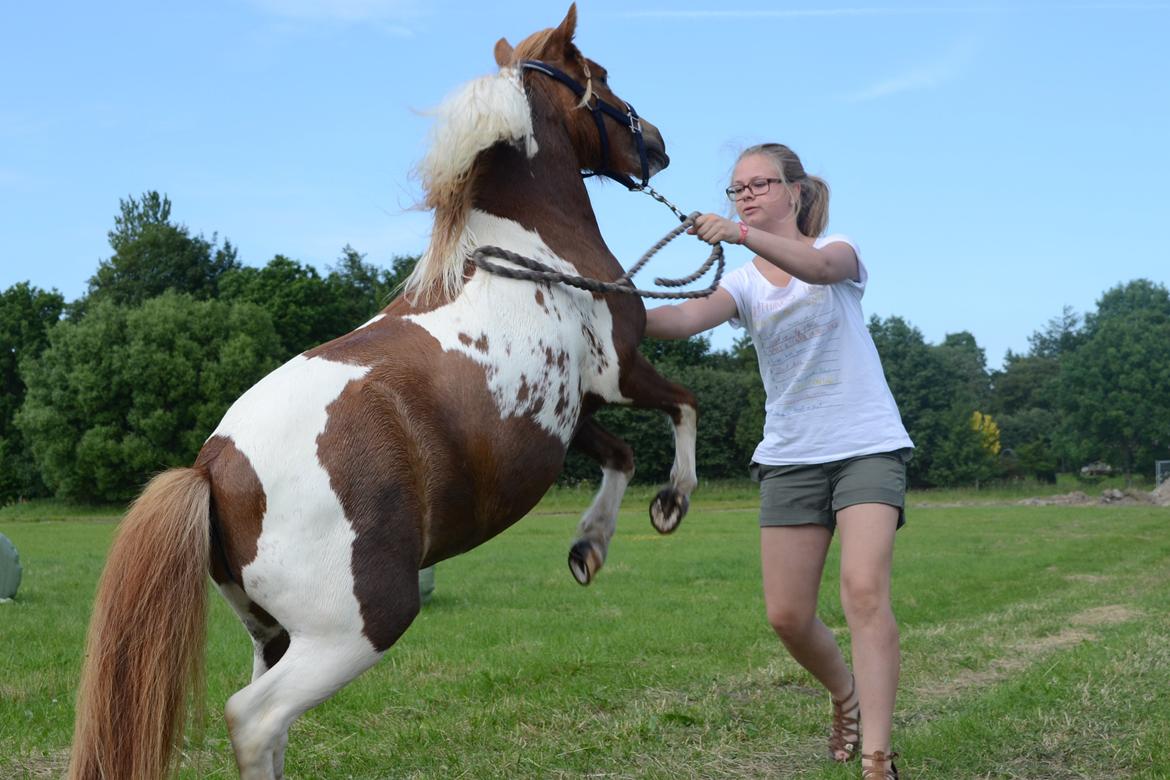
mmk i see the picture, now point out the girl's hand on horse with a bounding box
[689,213,743,246]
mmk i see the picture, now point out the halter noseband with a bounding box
[519,59,650,191]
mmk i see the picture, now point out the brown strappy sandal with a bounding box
[861,750,899,779]
[828,676,860,762]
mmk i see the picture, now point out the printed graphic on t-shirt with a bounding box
[754,287,844,417]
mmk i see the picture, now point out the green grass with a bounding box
[2,489,1168,778]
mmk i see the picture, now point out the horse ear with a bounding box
[553,3,578,45]
[494,37,514,67]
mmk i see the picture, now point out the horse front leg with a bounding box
[620,353,698,534]
[567,417,634,586]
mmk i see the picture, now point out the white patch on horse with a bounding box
[576,466,630,548]
[406,210,627,443]
[408,67,538,300]
[356,313,385,330]
[211,355,373,643]
[671,404,699,495]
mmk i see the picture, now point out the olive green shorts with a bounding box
[749,448,912,532]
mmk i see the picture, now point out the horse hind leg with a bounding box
[215,581,294,778]
[567,418,634,585]
[224,631,385,780]
[222,530,421,779]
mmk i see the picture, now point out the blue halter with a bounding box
[520,59,650,191]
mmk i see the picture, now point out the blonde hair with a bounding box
[737,143,830,237]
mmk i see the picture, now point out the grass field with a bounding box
[2,483,1168,779]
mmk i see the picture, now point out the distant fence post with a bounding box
[0,533,21,602]
[419,565,436,605]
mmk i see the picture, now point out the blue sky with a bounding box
[3,1,1167,368]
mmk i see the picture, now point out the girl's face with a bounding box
[731,154,796,227]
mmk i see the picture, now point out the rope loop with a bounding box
[471,211,725,300]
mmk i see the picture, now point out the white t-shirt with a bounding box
[720,234,914,465]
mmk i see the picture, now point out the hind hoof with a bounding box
[568,540,602,586]
[650,488,689,534]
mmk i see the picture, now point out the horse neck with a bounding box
[472,87,620,279]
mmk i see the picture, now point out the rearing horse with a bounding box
[68,7,698,779]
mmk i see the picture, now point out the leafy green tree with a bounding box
[17,293,283,502]
[935,331,991,411]
[219,249,419,358]
[0,283,65,501]
[1059,279,1170,480]
[990,307,1084,479]
[219,256,350,358]
[83,192,240,309]
[925,408,1001,487]
[868,316,948,485]
[561,334,760,484]
[327,246,416,325]
[1027,305,1084,359]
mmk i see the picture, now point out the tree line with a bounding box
[2,192,1168,503]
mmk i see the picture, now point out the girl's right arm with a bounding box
[644,287,739,340]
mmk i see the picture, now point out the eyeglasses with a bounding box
[725,177,783,201]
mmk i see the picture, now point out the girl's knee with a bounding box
[766,605,816,641]
[839,574,890,623]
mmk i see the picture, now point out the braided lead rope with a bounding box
[471,211,725,299]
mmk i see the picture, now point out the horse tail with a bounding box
[69,467,211,780]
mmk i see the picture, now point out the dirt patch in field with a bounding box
[1016,488,1164,507]
[1064,573,1112,584]
[915,604,1143,700]
[3,750,69,779]
[1016,490,1093,506]
[1069,604,1143,626]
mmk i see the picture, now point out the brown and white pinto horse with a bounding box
[68,6,698,779]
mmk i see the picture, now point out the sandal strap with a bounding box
[861,750,900,780]
[828,675,860,760]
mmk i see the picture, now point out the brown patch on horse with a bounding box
[262,630,291,669]
[311,320,566,650]
[196,435,267,584]
[248,601,279,628]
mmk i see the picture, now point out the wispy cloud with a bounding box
[842,36,978,102]
[620,7,1000,20]
[619,4,1170,19]
[246,0,425,35]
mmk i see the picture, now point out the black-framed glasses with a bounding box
[725,177,783,201]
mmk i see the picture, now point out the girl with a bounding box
[645,143,912,780]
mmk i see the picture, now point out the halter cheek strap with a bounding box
[519,59,650,190]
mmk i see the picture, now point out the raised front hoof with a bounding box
[568,540,603,586]
[650,488,689,534]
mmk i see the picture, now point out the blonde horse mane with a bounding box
[405,67,538,303]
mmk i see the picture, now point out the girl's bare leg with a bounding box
[836,503,900,768]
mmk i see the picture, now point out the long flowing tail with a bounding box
[69,468,211,780]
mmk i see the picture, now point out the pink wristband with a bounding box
[738,223,749,244]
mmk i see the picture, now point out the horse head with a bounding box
[408,3,668,304]
[499,4,669,189]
